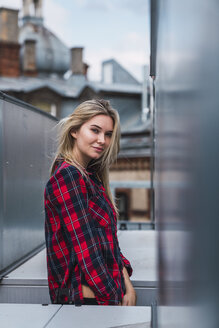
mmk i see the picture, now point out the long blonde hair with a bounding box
[50,99,120,215]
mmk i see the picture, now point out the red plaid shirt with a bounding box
[44,161,132,305]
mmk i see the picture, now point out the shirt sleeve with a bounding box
[109,204,133,278]
[120,252,133,277]
[48,165,122,305]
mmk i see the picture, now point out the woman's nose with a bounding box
[97,133,105,144]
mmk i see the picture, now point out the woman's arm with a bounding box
[122,266,137,306]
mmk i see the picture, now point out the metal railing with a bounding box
[118,220,155,231]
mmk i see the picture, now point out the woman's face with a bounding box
[71,114,114,167]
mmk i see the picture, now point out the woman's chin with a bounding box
[91,153,102,160]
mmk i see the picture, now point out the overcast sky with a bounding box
[0,0,150,81]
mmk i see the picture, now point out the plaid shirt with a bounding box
[44,161,133,305]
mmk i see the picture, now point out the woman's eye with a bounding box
[91,129,99,133]
[106,133,112,138]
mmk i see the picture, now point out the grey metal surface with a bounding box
[118,231,157,287]
[0,231,157,305]
[134,287,157,307]
[110,324,150,328]
[110,181,150,189]
[0,304,61,328]
[0,95,57,275]
[0,98,3,272]
[0,286,50,304]
[0,304,150,328]
[0,249,47,285]
[0,76,81,97]
[46,305,150,328]
[154,0,219,327]
[0,284,155,307]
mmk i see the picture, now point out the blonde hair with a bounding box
[50,99,120,215]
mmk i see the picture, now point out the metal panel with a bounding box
[0,285,156,307]
[150,0,158,77]
[0,93,57,275]
[46,305,151,328]
[154,0,219,327]
[135,287,157,307]
[0,286,50,304]
[118,231,157,283]
[0,304,61,328]
[0,304,150,328]
[0,99,3,271]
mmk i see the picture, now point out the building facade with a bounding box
[0,0,151,222]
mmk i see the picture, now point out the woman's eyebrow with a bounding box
[90,124,101,129]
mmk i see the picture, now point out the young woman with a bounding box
[44,99,136,306]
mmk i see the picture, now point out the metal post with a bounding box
[151,301,158,328]
[149,77,155,225]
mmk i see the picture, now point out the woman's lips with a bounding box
[93,146,104,152]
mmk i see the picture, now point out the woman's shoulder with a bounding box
[44,162,88,200]
[45,162,86,197]
[47,161,84,187]
[55,161,83,179]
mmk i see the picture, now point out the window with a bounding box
[116,191,129,221]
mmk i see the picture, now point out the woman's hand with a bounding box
[122,267,137,306]
[122,289,137,306]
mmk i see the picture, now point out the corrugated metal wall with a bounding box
[154,0,219,327]
[0,93,57,275]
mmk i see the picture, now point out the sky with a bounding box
[0,0,150,82]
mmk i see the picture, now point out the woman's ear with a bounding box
[70,131,77,139]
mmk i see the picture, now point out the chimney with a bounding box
[0,7,19,43]
[0,8,20,77]
[22,0,44,25]
[23,39,37,76]
[70,47,84,75]
[23,0,43,18]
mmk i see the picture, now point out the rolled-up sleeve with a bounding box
[120,252,133,277]
[47,165,122,304]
